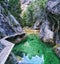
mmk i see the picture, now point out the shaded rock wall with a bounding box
[0,1,23,38]
[34,0,60,44]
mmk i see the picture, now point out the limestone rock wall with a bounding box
[0,1,23,38]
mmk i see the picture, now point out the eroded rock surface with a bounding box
[0,1,23,38]
[46,0,60,14]
[40,20,54,43]
[46,0,60,44]
[39,0,60,43]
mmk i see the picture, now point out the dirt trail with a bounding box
[23,27,39,35]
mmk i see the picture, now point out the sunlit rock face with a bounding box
[39,0,60,43]
[0,43,5,53]
[46,0,60,14]
[20,0,35,10]
[0,1,23,38]
[21,0,32,4]
[20,0,35,17]
[40,21,54,43]
[20,0,32,10]
[46,0,60,44]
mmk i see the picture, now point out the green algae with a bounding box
[12,34,60,64]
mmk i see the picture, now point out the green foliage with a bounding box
[12,34,60,64]
[35,0,47,8]
[0,0,5,5]
[0,0,4,2]
[22,0,47,27]
[22,3,34,27]
[9,0,22,23]
[0,0,22,26]
[21,12,27,27]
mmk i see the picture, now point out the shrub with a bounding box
[9,0,22,24]
[22,0,47,27]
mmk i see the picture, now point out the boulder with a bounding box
[40,20,54,43]
[53,44,60,58]
[46,0,60,14]
[40,0,60,44]
[33,20,41,30]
